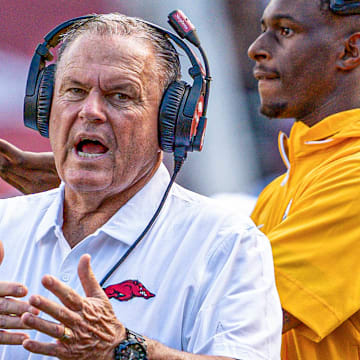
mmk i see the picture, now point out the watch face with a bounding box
[127,343,147,360]
[115,339,147,360]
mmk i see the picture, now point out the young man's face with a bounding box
[248,0,341,123]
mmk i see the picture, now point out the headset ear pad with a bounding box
[37,64,56,137]
[158,80,189,153]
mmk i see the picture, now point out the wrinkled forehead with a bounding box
[53,33,162,98]
[56,33,155,77]
[60,33,151,62]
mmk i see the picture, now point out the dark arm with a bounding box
[0,139,59,194]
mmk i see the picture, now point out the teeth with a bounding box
[77,151,103,158]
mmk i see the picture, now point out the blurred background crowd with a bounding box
[0,0,293,208]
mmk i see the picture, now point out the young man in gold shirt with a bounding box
[248,0,360,358]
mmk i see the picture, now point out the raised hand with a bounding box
[0,282,39,345]
[0,139,60,194]
[21,254,126,360]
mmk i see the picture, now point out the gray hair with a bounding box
[57,13,181,92]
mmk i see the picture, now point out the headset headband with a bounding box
[330,0,360,14]
[25,14,205,110]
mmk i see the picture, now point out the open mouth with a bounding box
[75,138,109,159]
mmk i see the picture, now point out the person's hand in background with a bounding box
[0,139,59,194]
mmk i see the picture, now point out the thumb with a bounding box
[78,254,107,299]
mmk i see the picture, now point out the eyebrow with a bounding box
[102,80,142,99]
[261,13,303,26]
[58,78,85,92]
[59,76,141,94]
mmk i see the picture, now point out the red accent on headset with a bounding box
[190,95,204,138]
[171,10,195,34]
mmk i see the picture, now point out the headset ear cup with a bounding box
[158,81,188,153]
[37,64,56,138]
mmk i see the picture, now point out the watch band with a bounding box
[127,329,147,345]
[114,328,148,360]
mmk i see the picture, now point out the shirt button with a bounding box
[61,273,70,282]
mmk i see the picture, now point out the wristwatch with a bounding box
[114,328,148,360]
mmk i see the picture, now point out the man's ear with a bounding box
[337,32,360,71]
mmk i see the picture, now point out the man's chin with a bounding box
[260,102,288,119]
[64,172,111,193]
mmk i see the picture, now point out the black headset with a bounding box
[24,10,211,163]
[330,0,360,14]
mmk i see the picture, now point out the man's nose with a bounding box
[78,91,106,123]
[248,34,272,62]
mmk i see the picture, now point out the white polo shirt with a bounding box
[0,163,281,359]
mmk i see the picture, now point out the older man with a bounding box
[0,13,281,360]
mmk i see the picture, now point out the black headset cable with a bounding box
[99,156,184,287]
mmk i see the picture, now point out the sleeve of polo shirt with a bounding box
[267,158,360,342]
[185,220,282,360]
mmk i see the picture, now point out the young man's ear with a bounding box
[337,32,360,71]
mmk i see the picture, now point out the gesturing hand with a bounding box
[21,254,126,359]
[0,139,60,194]
[0,282,39,345]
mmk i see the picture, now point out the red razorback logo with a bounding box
[103,280,155,302]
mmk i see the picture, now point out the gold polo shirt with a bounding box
[252,109,360,359]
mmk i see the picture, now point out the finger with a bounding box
[23,339,64,358]
[0,173,31,195]
[0,330,29,345]
[41,275,83,312]
[0,314,33,329]
[21,312,66,340]
[78,254,107,299]
[0,282,27,298]
[0,170,56,195]
[0,297,39,316]
[27,295,80,327]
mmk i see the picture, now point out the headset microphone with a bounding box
[168,10,201,47]
[330,0,360,14]
[164,9,211,169]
